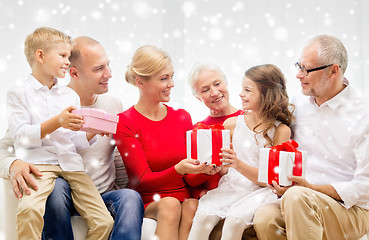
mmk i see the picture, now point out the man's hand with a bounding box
[9,160,42,199]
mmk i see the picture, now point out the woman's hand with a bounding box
[175,159,220,175]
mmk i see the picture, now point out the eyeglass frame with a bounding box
[295,62,338,76]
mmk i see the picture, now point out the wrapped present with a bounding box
[186,123,230,166]
[258,140,306,186]
[72,108,119,134]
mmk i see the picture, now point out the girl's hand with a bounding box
[219,144,240,170]
[268,176,312,198]
[268,180,290,198]
[57,106,84,131]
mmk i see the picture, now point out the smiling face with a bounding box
[296,43,331,99]
[42,42,71,79]
[140,63,174,103]
[75,43,112,95]
[194,69,230,113]
[239,76,261,112]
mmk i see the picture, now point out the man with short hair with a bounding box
[253,34,369,240]
[0,36,144,240]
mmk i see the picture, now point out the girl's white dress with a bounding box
[196,115,279,225]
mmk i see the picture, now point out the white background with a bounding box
[1,0,369,137]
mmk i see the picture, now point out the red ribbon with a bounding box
[267,140,302,185]
[190,123,225,166]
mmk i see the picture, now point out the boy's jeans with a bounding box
[42,177,144,240]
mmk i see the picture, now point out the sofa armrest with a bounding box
[0,178,88,239]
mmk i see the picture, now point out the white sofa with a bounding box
[0,178,157,240]
[2,177,368,240]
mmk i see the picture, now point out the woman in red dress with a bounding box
[114,45,216,240]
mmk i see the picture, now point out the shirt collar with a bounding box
[28,74,60,90]
[309,79,350,110]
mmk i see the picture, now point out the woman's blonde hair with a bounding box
[245,64,295,146]
[125,45,172,86]
[24,27,72,67]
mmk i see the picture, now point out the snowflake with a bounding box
[274,27,288,41]
[232,2,244,12]
[7,147,14,153]
[286,49,294,58]
[153,193,161,202]
[91,10,102,20]
[208,27,222,41]
[111,3,120,11]
[132,1,151,18]
[182,1,196,18]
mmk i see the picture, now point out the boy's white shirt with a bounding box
[6,75,95,172]
[0,87,125,194]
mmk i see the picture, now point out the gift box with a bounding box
[72,108,119,134]
[258,140,306,186]
[186,123,230,166]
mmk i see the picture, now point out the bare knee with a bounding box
[157,197,182,223]
[181,199,198,222]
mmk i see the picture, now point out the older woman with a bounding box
[188,62,244,125]
[114,45,216,240]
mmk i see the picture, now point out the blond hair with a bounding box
[125,45,172,86]
[187,61,227,96]
[245,64,295,146]
[24,27,72,67]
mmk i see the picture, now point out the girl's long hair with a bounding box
[245,64,295,146]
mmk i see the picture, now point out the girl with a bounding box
[188,64,294,240]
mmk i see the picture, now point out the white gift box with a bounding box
[186,129,230,165]
[258,148,306,186]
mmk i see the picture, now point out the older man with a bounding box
[0,36,144,240]
[253,35,369,239]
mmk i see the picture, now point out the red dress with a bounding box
[189,109,246,199]
[115,105,196,207]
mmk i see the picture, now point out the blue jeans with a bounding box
[42,177,144,240]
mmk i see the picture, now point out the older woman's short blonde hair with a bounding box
[125,45,172,86]
[187,61,227,96]
[24,27,72,67]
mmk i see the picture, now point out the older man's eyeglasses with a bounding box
[295,62,334,76]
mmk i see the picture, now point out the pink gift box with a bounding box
[72,108,119,134]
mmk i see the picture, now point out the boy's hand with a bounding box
[57,106,84,131]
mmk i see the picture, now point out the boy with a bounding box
[6,27,113,240]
